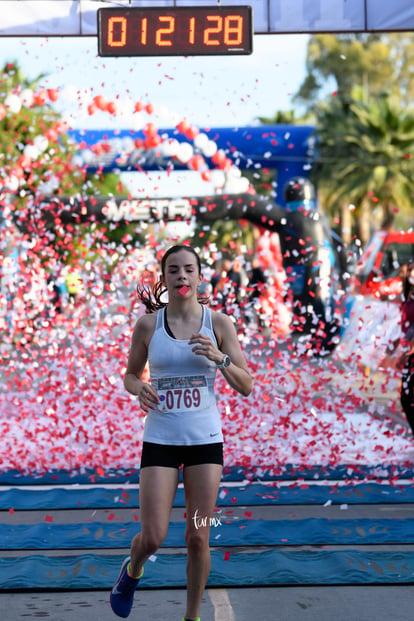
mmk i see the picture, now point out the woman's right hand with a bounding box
[137,382,160,413]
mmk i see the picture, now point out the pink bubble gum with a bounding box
[178,285,190,295]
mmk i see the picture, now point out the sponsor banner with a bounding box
[101,197,193,222]
[30,196,195,224]
[30,194,278,227]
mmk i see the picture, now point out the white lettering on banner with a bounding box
[168,199,194,220]
[101,198,193,222]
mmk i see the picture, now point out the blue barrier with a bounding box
[1,518,413,550]
[1,482,414,510]
[1,549,413,589]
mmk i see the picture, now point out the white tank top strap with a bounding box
[156,308,164,330]
[203,306,217,346]
[202,305,211,330]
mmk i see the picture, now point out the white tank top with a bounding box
[143,305,223,445]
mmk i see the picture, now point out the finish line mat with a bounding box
[1,550,413,589]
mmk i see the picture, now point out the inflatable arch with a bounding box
[66,124,343,334]
[11,122,343,346]
[68,125,316,207]
[36,184,343,344]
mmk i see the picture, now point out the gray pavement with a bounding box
[1,585,414,621]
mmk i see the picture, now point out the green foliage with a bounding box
[295,34,400,108]
[312,89,414,235]
[292,34,414,239]
[0,62,84,203]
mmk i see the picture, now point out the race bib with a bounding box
[156,375,210,412]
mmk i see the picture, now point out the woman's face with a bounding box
[162,250,202,298]
[408,265,414,285]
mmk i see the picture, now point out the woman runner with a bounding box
[110,244,252,621]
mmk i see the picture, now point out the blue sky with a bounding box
[1,34,309,127]
[0,33,310,196]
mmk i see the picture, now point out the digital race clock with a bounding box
[97,6,253,57]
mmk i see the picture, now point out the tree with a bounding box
[311,88,414,244]
[295,33,414,110]
[294,34,414,242]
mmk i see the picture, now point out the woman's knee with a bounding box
[185,527,210,552]
[133,528,167,555]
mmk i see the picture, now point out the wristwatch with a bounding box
[217,354,231,369]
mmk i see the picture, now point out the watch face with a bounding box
[223,354,231,368]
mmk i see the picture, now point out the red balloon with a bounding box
[143,122,158,137]
[93,95,107,110]
[92,144,103,155]
[211,149,226,166]
[47,89,59,102]
[33,90,47,106]
[185,126,200,140]
[144,134,161,148]
[176,119,190,135]
[201,170,211,182]
[106,101,117,115]
[188,154,205,171]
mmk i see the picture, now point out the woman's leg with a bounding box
[182,463,223,620]
[129,465,179,577]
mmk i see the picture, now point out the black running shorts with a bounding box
[140,441,223,469]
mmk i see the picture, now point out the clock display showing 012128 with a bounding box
[97,6,253,57]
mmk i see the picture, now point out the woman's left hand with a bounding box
[189,333,222,365]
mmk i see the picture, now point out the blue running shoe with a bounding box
[110,557,142,618]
